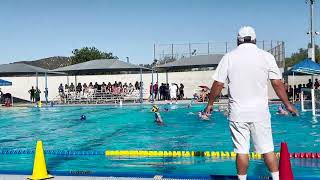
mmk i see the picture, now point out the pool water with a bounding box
[0,104,319,177]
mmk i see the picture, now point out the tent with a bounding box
[285,59,320,75]
[285,59,320,116]
[0,79,12,86]
[0,63,62,103]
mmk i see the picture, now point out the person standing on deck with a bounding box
[202,26,298,180]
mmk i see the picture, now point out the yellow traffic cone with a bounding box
[28,140,53,180]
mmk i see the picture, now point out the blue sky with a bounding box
[0,0,317,64]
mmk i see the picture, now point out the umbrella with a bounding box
[0,79,12,86]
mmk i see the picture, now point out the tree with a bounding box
[286,44,320,67]
[71,47,118,65]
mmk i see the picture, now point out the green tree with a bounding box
[71,47,118,64]
[286,44,320,67]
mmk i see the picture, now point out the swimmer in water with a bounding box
[80,115,86,120]
[151,105,164,124]
[277,104,288,116]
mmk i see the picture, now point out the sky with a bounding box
[0,0,318,64]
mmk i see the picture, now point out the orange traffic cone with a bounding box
[279,142,293,180]
[28,140,53,180]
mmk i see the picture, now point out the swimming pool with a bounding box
[0,104,319,177]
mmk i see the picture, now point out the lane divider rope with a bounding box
[0,149,319,159]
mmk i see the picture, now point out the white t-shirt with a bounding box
[212,43,282,122]
[169,85,177,97]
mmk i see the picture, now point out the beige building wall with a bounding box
[0,69,289,102]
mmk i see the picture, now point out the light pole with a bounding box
[307,0,316,61]
[151,59,158,102]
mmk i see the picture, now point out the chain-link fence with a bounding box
[154,40,285,68]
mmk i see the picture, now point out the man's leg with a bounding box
[251,120,279,180]
[263,152,279,180]
[236,153,249,175]
[229,121,251,179]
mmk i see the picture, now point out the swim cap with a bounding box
[151,105,159,112]
[80,115,86,120]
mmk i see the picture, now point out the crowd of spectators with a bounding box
[288,78,320,101]
[149,83,184,101]
[58,81,142,97]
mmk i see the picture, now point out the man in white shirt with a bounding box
[203,26,298,180]
[169,83,178,104]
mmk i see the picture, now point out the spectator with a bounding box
[76,83,82,93]
[94,82,99,90]
[101,82,107,92]
[154,83,158,100]
[69,83,75,92]
[135,81,140,90]
[159,83,165,100]
[307,79,313,88]
[169,83,178,104]
[34,87,41,103]
[64,84,69,92]
[0,88,3,104]
[128,83,134,94]
[165,83,170,100]
[58,84,64,94]
[83,83,88,94]
[28,86,36,103]
[315,79,320,89]
[179,83,184,100]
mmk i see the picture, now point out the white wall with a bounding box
[0,70,288,102]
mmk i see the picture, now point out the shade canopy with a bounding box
[0,63,49,76]
[285,59,320,75]
[51,59,151,74]
[156,54,224,70]
[0,79,12,86]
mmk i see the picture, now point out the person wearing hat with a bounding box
[202,26,298,180]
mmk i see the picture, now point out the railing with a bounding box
[53,89,146,104]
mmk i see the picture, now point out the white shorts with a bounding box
[229,120,274,154]
[170,93,177,99]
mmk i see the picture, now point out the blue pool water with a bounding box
[0,104,319,177]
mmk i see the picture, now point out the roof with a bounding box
[51,59,151,74]
[0,63,49,76]
[156,54,224,70]
[285,59,320,75]
[0,79,12,86]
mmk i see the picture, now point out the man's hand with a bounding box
[204,105,213,114]
[285,103,299,116]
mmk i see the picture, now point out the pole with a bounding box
[207,42,210,55]
[225,42,228,53]
[140,68,143,103]
[45,72,48,104]
[166,70,168,84]
[151,68,154,102]
[293,72,295,103]
[67,76,69,86]
[156,71,159,100]
[154,44,156,61]
[75,75,77,86]
[312,88,316,116]
[189,43,191,57]
[309,0,316,61]
[171,44,174,60]
[36,72,39,88]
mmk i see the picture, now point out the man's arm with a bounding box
[204,81,224,113]
[271,79,298,116]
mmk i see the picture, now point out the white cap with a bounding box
[237,26,256,42]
